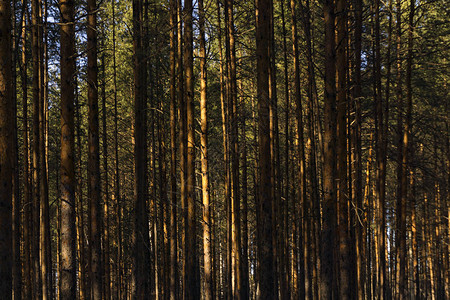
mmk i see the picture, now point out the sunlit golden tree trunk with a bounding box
[199,1,213,298]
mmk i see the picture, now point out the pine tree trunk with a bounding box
[87,0,103,296]
[290,0,307,297]
[256,0,275,298]
[59,0,77,295]
[21,8,33,297]
[31,0,42,295]
[169,0,178,298]
[184,0,199,298]
[100,43,111,300]
[280,2,290,298]
[320,0,337,298]
[132,0,151,296]
[0,0,13,295]
[199,1,213,298]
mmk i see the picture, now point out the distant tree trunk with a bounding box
[59,0,77,296]
[299,1,321,297]
[11,2,22,297]
[199,1,213,299]
[224,1,242,298]
[397,1,414,297]
[373,0,387,297]
[255,0,275,298]
[290,0,307,297]
[39,0,51,296]
[177,0,186,296]
[410,171,419,299]
[395,0,406,296]
[100,41,111,300]
[320,0,337,298]
[184,0,199,297]
[111,0,123,297]
[169,0,178,298]
[336,1,351,298]
[240,77,249,300]
[0,0,13,296]
[87,0,103,296]
[264,3,281,300]
[216,2,231,297]
[352,0,364,297]
[280,2,290,298]
[31,0,42,295]
[21,8,33,298]
[75,67,88,300]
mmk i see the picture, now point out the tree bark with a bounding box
[320,0,337,298]
[87,0,103,296]
[184,0,199,298]
[0,0,13,296]
[199,1,213,299]
[255,0,275,298]
[169,0,178,298]
[59,0,77,296]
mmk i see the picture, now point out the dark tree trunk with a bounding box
[320,0,337,298]
[0,0,13,296]
[87,0,103,297]
[59,0,77,296]
[255,0,275,298]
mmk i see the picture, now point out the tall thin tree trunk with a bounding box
[111,0,123,297]
[59,0,77,295]
[374,0,387,298]
[290,0,307,297]
[87,0,102,296]
[184,0,199,297]
[352,0,364,297]
[255,0,275,298]
[177,0,186,296]
[280,2,291,298]
[100,41,111,300]
[199,1,213,298]
[320,0,337,298]
[0,0,13,295]
[224,1,242,298]
[132,0,151,295]
[169,0,178,298]
[11,1,22,297]
[31,0,42,295]
[240,77,249,300]
[21,7,33,297]
[216,2,231,297]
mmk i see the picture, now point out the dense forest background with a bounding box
[0,0,448,298]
